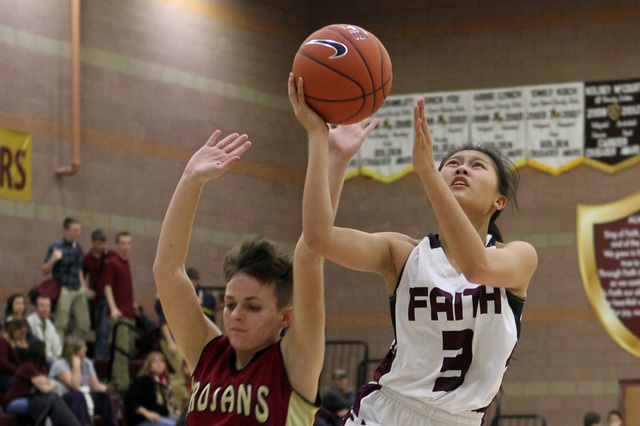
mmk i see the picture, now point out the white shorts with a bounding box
[343,386,485,426]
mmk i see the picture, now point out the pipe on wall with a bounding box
[56,0,81,177]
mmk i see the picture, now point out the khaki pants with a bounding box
[54,286,90,341]
[110,317,135,392]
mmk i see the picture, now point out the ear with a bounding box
[280,306,293,328]
[493,194,507,212]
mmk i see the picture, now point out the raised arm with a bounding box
[153,131,251,371]
[412,99,537,296]
[282,74,383,401]
[290,75,416,293]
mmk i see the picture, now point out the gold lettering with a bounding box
[188,381,200,413]
[221,385,235,413]
[237,384,252,416]
[197,383,210,412]
[255,385,270,423]
[209,387,222,411]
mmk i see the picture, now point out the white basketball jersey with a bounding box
[369,234,524,415]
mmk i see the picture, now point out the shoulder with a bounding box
[50,359,70,374]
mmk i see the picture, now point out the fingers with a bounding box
[205,130,222,147]
[363,118,379,136]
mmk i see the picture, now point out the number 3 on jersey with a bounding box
[433,329,474,392]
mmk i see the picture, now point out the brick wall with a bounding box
[2,0,640,424]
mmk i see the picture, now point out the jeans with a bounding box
[93,299,111,360]
[5,398,29,416]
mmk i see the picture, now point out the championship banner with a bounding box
[584,79,640,173]
[359,94,417,183]
[469,87,527,168]
[421,90,472,165]
[577,192,640,357]
[0,129,31,201]
[524,82,585,174]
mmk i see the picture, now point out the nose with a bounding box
[455,165,468,175]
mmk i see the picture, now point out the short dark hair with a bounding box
[91,229,106,242]
[115,231,131,243]
[223,235,293,310]
[584,411,601,426]
[63,217,80,229]
[439,143,519,243]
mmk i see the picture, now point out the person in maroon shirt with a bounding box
[3,340,81,426]
[82,229,111,361]
[103,231,135,392]
[0,319,27,392]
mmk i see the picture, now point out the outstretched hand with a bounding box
[288,73,329,138]
[184,131,251,183]
[328,118,379,164]
[412,99,436,176]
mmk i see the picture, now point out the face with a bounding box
[91,239,105,254]
[150,355,166,376]
[223,273,290,358]
[608,414,622,426]
[333,376,350,392]
[440,150,506,219]
[64,223,82,242]
[12,326,28,341]
[36,297,51,319]
[116,235,132,259]
[75,343,88,358]
[12,297,25,316]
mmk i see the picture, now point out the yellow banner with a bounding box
[0,129,31,201]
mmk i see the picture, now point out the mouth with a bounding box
[451,176,468,187]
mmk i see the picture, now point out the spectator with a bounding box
[83,229,111,361]
[607,409,623,426]
[103,231,135,392]
[319,368,355,424]
[154,295,190,414]
[49,334,118,426]
[4,293,26,328]
[125,351,179,426]
[3,340,81,426]
[27,295,62,361]
[41,217,91,340]
[186,267,218,323]
[0,319,28,392]
[585,411,602,426]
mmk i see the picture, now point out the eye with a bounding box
[247,305,261,313]
[224,303,236,310]
[445,159,459,167]
[473,161,486,168]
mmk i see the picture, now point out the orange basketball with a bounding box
[292,24,392,125]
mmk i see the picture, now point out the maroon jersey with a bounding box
[187,336,318,425]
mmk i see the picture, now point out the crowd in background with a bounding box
[0,217,221,426]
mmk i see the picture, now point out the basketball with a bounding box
[292,24,392,125]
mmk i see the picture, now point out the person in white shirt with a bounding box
[27,295,62,360]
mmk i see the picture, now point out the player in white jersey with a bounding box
[289,77,538,425]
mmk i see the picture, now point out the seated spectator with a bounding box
[1,318,30,362]
[3,340,81,426]
[27,295,62,361]
[4,293,26,328]
[125,351,179,426]
[154,294,190,414]
[0,319,28,392]
[49,334,118,426]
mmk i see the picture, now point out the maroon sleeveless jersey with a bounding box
[187,335,318,425]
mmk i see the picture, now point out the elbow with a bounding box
[302,230,332,257]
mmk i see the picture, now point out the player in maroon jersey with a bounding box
[153,120,375,424]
